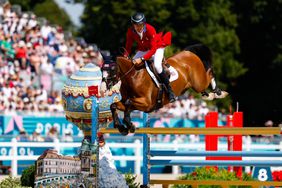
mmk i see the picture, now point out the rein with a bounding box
[103,57,135,87]
[116,48,137,81]
[101,63,135,89]
[118,61,136,81]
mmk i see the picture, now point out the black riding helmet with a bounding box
[131,12,146,24]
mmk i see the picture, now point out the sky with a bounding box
[54,0,85,27]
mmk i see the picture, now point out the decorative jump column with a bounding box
[62,63,121,187]
[62,63,121,141]
[205,111,243,177]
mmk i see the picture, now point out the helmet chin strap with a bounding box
[137,30,143,39]
[133,24,144,33]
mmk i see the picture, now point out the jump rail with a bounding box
[98,112,282,188]
[150,150,282,157]
[150,160,282,166]
[150,179,282,187]
[99,127,282,135]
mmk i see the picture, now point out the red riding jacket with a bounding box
[124,23,172,60]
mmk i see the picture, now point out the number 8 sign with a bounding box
[252,166,274,188]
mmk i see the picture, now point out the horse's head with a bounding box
[116,56,133,67]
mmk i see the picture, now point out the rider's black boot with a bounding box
[158,70,176,103]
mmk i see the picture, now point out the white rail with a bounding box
[0,138,281,176]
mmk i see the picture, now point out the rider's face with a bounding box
[133,23,144,33]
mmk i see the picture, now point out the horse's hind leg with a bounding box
[110,102,129,135]
[120,97,151,133]
[201,79,229,100]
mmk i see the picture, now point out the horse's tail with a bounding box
[185,43,213,87]
[185,43,212,72]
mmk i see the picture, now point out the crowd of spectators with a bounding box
[155,94,213,120]
[0,2,103,115]
[16,126,75,142]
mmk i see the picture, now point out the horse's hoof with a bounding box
[129,124,136,133]
[114,118,122,128]
[215,91,229,99]
[202,92,215,101]
[120,129,129,136]
[122,119,135,133]
[114,123,118,129]
[118,126,129,136]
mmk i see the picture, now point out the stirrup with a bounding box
[169,96,176,103]
[168,92,176,103]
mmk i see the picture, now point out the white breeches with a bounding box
[133,48,165,74]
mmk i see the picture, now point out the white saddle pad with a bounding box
[145,62,179,88]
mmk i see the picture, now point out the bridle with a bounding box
[101,59,135,88]
[117,59,136,81]
[117,47,136,81]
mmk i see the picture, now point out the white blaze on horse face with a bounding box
[102,71,108,77]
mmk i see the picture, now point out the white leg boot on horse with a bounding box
[202,77,228,100]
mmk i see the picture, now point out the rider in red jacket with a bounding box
[124,12,175,103]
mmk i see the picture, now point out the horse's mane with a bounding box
[185,43,212,71]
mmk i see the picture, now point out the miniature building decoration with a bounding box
[36,149,81,177]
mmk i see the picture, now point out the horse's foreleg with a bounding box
[113,97,151,134]
[110,102,121,128]
[123,109,136,133]
[110,102,129,135]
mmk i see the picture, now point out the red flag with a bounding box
[162,32,172,46]
[88,85,98,96]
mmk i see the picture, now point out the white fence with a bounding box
[0,138,282,176]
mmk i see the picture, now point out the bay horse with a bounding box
[110,44,228,135]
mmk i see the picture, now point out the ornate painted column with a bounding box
[62,63,120,141]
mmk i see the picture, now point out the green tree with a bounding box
[33,0,73,30]
[232,0,282,124]
[80,0,133,53]
[168,0,247,108]
[9,0,44,11]
[9,0,73,30]
[21,165,35,187]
